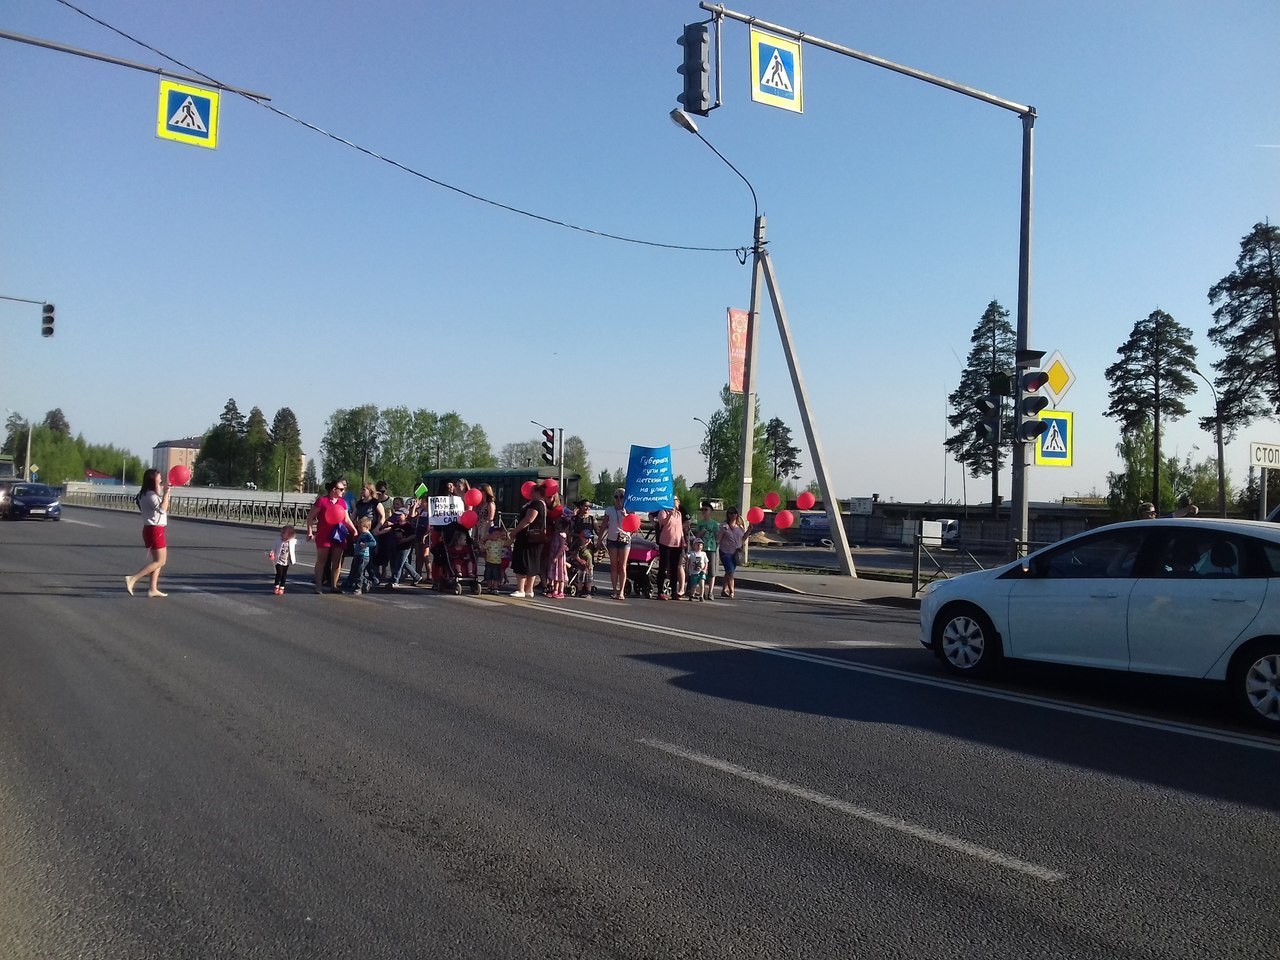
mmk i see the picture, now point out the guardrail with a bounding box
[910,536,1051,597]
[61,490,315,528]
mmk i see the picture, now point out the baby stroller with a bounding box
[430,522,481,595]
[623,537,660,599]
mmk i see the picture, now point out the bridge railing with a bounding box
[61,490,315,528]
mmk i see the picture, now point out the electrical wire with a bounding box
[54,0,747,256]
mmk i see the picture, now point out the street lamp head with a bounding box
[669,108,699,135]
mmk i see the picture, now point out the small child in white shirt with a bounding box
[687,539,709,601]
[269,524,298,595]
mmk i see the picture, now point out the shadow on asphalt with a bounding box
[629,646,1280,813]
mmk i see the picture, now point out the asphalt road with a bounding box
[2,508,1277,959]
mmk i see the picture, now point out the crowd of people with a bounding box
[122,471,756,602]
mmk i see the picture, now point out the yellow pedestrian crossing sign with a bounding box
[1035,410,1074,467]
[157,80,219,149]
[750,28,803,113]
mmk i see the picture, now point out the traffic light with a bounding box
[41,303,54,338]
[975,394,1001,444]
[541,429,556,465]
[1017,370,1051,442]
[677,22,711,116]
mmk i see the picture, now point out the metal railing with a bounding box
[61,490,316,528]
[910,536,1051,597]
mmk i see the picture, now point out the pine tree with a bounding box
[945,301,1016,512]
[1104,309,1197,507]
[1206,220,1280,436]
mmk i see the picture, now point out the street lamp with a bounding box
[670,107,859,577]
[670,107,760,526]
[693,416,714,492]
[1191,367,1227,518]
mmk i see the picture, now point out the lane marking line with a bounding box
[640,738,1066,883]
[505,598,1280,754]
[58,518,102,527]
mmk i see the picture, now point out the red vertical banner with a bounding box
[727,308,749,393]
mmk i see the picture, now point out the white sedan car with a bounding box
[919,518,1280,730]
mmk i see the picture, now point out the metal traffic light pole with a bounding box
[699,3,1038,551]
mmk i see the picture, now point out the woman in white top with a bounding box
[597,487,632,600]
[125,468,172,597]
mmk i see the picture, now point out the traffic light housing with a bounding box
[677,22,711,116]
[541,429,556,465]
[1017,370,1051,442]
[41,303,54,338]
[975,394,1002,444]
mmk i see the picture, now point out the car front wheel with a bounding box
[934,603,1002,678]
[1232,640,1280,731]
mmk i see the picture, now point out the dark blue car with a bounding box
[2,482,62,520]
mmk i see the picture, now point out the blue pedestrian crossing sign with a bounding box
[156,80,220,149]
[750,28,803,114]
[1034,410,1074,467]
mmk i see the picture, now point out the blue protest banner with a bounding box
[624,444,675,512]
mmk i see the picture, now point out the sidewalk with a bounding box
[731,567,919,609]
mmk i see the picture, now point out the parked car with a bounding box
[919,518,1280,730]
[2,482,62,521]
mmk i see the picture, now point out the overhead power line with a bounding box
[52,0,745,255]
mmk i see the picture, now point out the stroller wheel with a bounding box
[567,583,578,597]
[453,582,463,595]
[471,581,481,595]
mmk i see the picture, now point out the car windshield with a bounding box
[14,484,54,497]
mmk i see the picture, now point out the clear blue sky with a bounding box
[2,0,1276,503]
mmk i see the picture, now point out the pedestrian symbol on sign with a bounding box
[761,49,794,95]
[168,96,208,132]
[1042,421,1066,454]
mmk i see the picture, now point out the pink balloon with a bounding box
[621,513,642,533]
[796,491,816,510]
[764,491,781,510]
[458,509,478,529]
[746,506,765,525]
[324,503,345,526]
[464,488,483,508]
[521,480,535,499]
[544,478,559,497]
[775,509,795,530]
[168,464,191,487]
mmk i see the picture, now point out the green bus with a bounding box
[419,468,581,520]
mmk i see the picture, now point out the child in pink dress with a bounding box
[545,517,570,599]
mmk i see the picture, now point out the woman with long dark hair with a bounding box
[125,468,172,597]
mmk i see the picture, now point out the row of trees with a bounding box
[946,220,1279,515]
[2,409,147,485]
[194,399,304,492]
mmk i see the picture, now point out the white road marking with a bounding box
[169,585,267,616]
[640,737,1066,883]
[828,639,908,648]
[503,598,1280,754]
[58,517,102,527]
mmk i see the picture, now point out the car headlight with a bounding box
[49,500,60,508]
[11,499,24,507]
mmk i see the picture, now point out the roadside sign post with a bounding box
[1250,442,1280,519]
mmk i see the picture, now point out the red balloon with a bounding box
[324,503,345,526]
[621,512,642,533]
[796,491,816,510]
[463,488,483,508]
[168,464,191,487]
[775,509,795,530]
[544,478,559,497]
[764,491,781,510]
[548,505,564,521]
[458,509,478,529]
[521,480,535,499]
[746,506,765,525]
